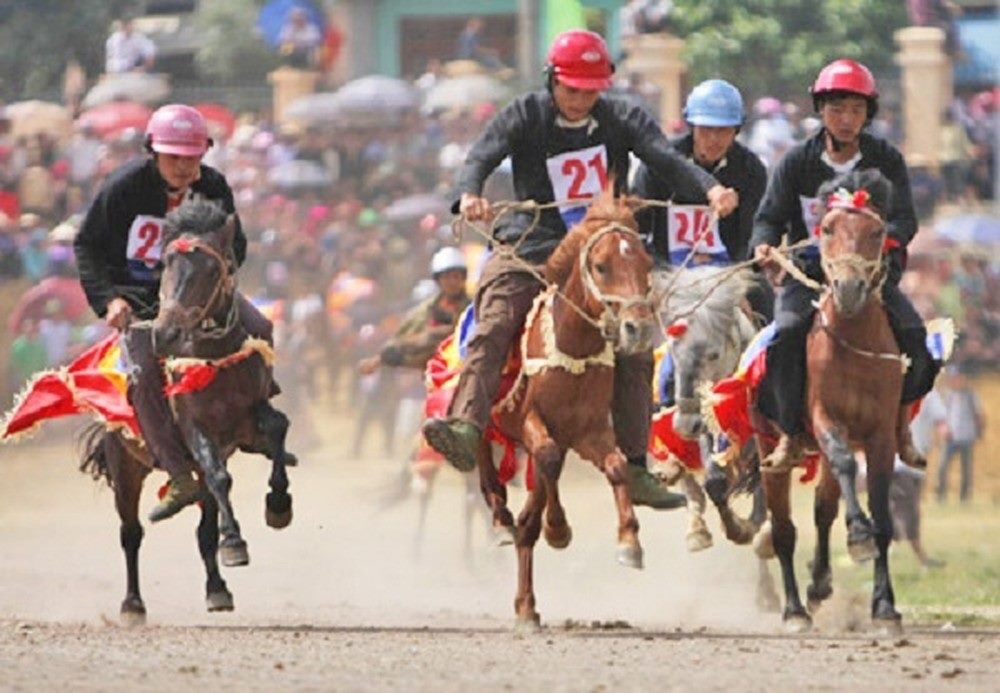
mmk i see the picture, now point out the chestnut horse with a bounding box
[477,195,657,628]
[757,170,905,633]
[79,199,294,624]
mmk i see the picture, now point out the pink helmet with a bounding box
[145,104,212,157]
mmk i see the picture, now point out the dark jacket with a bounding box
[379,292,471,369]
[75,157,245,320]
[453,90,718,263]
[632,134,767,264]
[749,129,916,280]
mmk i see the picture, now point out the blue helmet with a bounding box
[683,79,745,127]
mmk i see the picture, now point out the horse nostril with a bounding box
[623,321,638,340]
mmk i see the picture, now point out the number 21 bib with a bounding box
[546,144,609,228]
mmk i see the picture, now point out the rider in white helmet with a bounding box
[358,246,471,375]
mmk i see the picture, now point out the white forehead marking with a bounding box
[619,238,631,256]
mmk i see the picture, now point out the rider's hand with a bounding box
[706,185,739,218]
[358,356,381,376]
[105,298,133,332]
[753,244,785,286]
[459,193,493,222]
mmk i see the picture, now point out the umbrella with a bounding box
[82,73,170,109]
[4,100,73,143]
[8,277,89,333]
[423,74,511,113]
[268,159,333,191]
[77,102,153,140]
[194,103,237,139]
[256,0,325,48]
[284,91,340,124]
[934,214,1000,245]
[332,75,419,125]
[382,193,450,223]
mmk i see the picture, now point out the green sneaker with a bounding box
[148,474,202,523]
[626,465,687,510]
[421,418,481,472]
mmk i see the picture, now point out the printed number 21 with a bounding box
[563,152,608,199]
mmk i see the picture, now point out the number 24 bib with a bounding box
[546,145,609,228]
[667,205,728,265]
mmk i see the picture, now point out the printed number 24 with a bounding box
[674,208,715,246]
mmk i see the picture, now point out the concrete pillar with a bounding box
[268,67,321,125]
[621,33,686,125]
[895,26,951,166]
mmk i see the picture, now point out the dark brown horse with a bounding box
[757,170,905,633]
[477,195,657,628]
[79,199,293,624]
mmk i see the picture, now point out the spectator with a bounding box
[906,0,961,58]
[936,366,984,503]
[621,0,674,36]
[7,318,47,402]
[907,154,943,222]
[939,108,973,201]
[455,17,504,70]
[278,7,322,69]
[104,17,156,74]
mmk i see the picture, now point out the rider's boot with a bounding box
[762,432,811,471]
[148,473,202,523]
[422,418,481,472]
[625,457,687,510]
[896,403,927,469]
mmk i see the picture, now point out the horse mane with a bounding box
[657,265,757,340]
[164,198,229,243]
[545,192,640,288]
[818,169,893,217]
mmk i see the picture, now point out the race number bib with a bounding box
[667,205,728,265]
[799,195,823,243]
[125,214,166,281]
[546,145,609,228]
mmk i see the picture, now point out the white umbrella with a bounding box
[4,100,73,142]
[268,159,334,191]
[423,74,511,113]
[284,92,340,125]
[82,73,171,109]
[333,75,419,124]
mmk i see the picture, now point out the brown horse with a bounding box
[79,199,293,624]
[757,170,904,633]
[477,195,657,628]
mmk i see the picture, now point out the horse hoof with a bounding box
[847,537,878,564]
[514,613,541,632]
[806,583,833,608]
[873,617,903,636]
[119,604,147,628]
[725,517,757,545]
[265,507,293,529]
[616,543,644,570]
[206,590,234,612]
[219,539,250,567]
[544,523,572,550]
[686,527,713,552]
[493,525,516,547]
[753,522,775,560]
[783,613,812,634]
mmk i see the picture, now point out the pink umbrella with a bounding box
[194,103,237,140]
[8,276,89,333]
[77,102,153,140]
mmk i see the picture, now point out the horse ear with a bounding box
[218,214,237,248]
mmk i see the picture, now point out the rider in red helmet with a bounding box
[74,104,279,523]
[422,29,740,510]
[751,59,938,470]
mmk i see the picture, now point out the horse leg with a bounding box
[866,434,902,633]
[815,427,876,562]
[755,556,781,613]
[513,485,545,629]
[762,470,810,631]
[197,494,234,612]
[806,464,840,611]
[254,402,293,529]
[522,409,570,551]
[477,438,515,546]
[110,438,147,626]
[678,470,712,552]
[579,433,642,569]
[186,425,248,567]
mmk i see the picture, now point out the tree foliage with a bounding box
[671,0,909,103]
[191,0,280,84]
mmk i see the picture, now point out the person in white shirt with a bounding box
[105,18,156,74]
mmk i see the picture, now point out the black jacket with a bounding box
[75,157,245,320]
[632,134,767,264]
[750,130,916,279]
[453,90,718,263]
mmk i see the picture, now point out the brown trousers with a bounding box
[447,254,652,459]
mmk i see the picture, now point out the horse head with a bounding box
[817,170,892,317]
[153,199,238,355]
[659,266,757,439]
[546,194,655,354]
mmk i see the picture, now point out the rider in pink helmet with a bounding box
[145,104,213,157]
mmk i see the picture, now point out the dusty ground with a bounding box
[2,422,998,691]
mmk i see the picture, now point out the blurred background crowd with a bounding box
[0,0,996,497]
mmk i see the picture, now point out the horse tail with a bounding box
[77,423,112,488]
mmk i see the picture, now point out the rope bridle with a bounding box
[160,235,238,339]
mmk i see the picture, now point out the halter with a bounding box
[817,187,887,294]
[161,235,238,339]
[577,221,655,341]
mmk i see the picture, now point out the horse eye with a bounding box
[706,351,720,362]
[594,263,607,275]
[821,225,833,236]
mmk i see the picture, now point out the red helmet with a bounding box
[811,59,879,117]
[145,104,212,157]
[546,30,614,91]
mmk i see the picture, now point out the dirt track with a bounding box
[2,429,998,690]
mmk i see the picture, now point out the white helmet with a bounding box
[430,246,467,276]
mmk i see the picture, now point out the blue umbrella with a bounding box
[256,0,325,49]
[935,214,1000,245]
